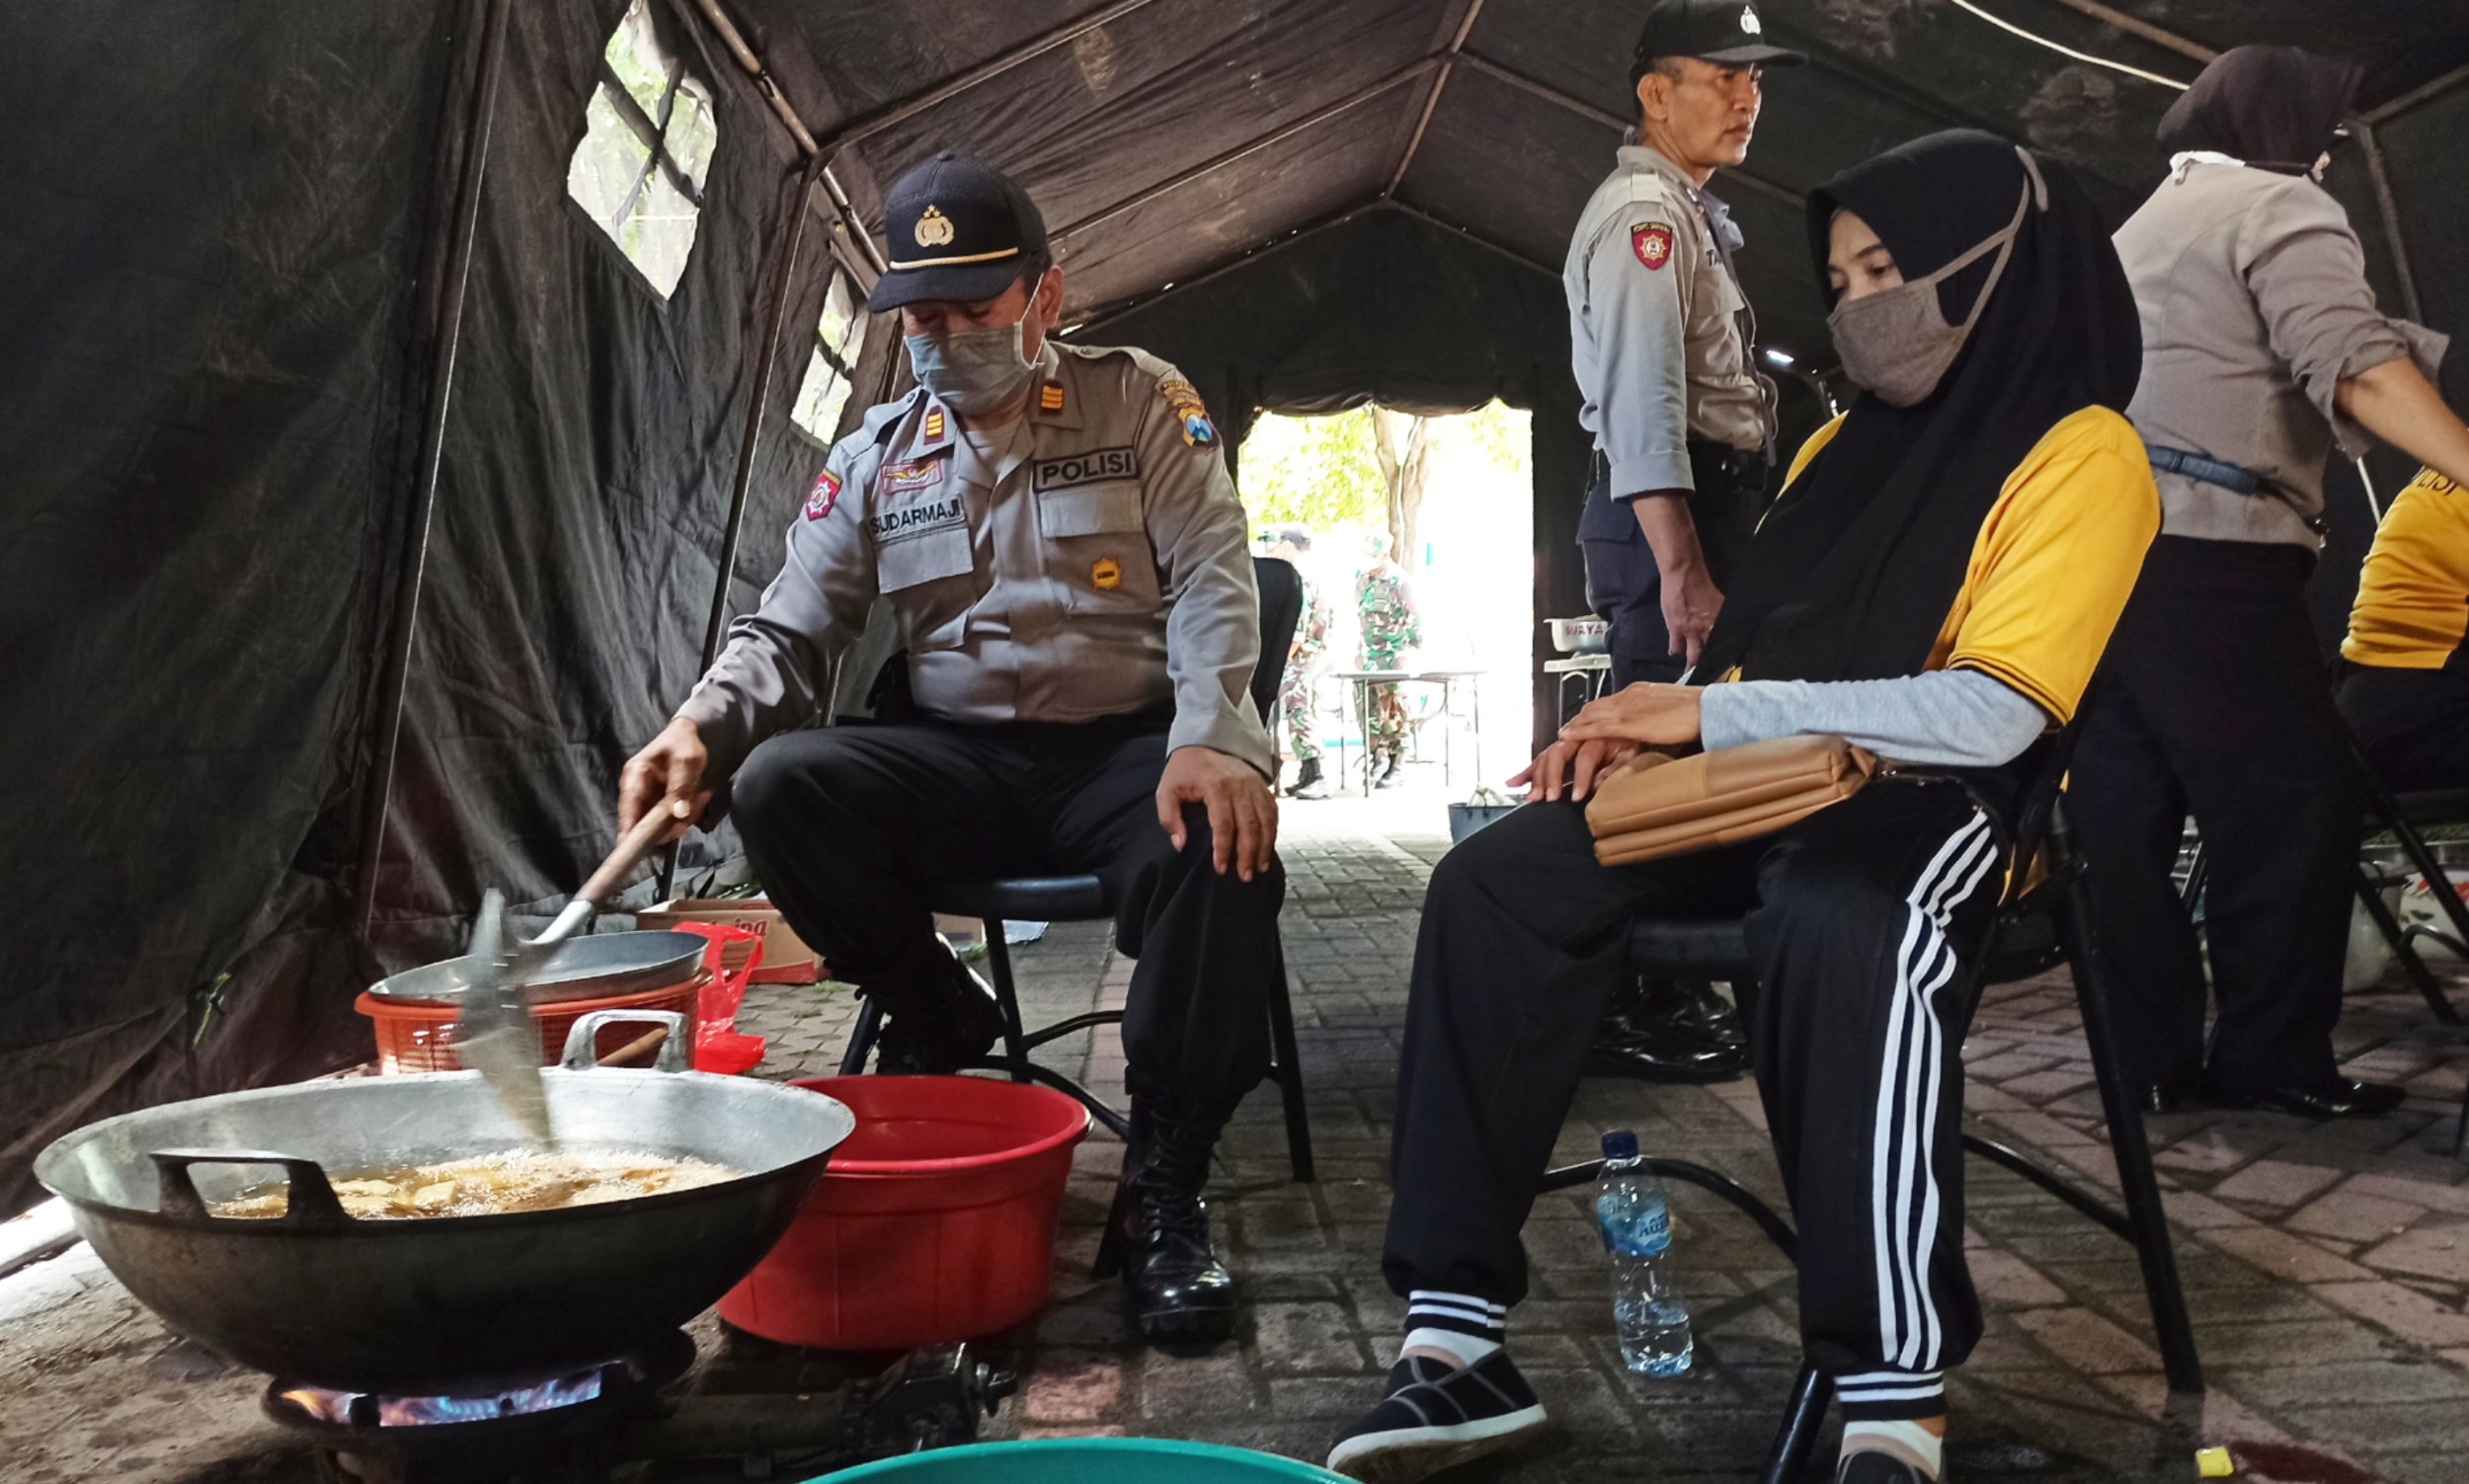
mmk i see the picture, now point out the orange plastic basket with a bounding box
[357,971,708,1074]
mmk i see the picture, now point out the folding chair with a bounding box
[1550,743,2201,1483]
[837,556,1316,1183]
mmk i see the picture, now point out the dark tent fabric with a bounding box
[3,0,2465,1209]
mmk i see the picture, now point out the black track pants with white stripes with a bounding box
[1382,779,2006,1416]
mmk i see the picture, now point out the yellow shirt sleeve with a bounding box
[1933,407,2160,723]
[2344,468,2469,670]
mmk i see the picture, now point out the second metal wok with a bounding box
[35,1013,853,1393]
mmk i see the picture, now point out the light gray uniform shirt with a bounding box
[2114,156,2447,548]
[677,340,1273,780]
[1565,140,1772,499]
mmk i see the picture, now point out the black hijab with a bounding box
[1691,128,2141,689]
[2158,45,2362,174]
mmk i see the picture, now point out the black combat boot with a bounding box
[1289,756,1328,799]
[1094,1095,1238,1345]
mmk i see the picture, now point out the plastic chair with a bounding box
[837,557,1316,1183]
[1547,750,2201,1483]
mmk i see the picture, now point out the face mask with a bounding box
[905,320,1037,416]
[1826,150,2045,409]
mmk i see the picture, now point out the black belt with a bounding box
[1689,437,1771,484]
[2148,444,2262,496]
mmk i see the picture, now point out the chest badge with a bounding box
[804,468,841,521]
[1091,556,1123,590]
[1633,221,1674,271]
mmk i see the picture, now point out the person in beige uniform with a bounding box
[618,153,1280,1346]
[2070,47,2469,1120]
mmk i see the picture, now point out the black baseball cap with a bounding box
[868,151,1050,312]
[1631,0,1806,85]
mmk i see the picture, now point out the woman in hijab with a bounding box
[2069,46,2469,1123]
[1326,130,2157,1484]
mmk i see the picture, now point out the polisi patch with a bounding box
[1633,221,1674,271]
[877,459,946,501]
[804,468,841,521]
[868,494,966,545]
[1033,445,1138,492]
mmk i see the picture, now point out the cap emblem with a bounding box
[1740,6,1762,34]
[915,204,955,249]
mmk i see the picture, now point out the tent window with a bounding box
[565,0,717,299]
[790,269,871,443]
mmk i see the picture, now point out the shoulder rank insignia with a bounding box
[1633,221,1674,271]
[1039,382,1067,414]
[1158,375,1217,448]
[922,407,947,441]
[804,468,841,521]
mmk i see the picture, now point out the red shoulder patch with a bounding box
[1632,221,1674,271]
[804,468,841,521]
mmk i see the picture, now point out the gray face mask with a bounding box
[1826,150,2046,409]
[905,320,1038,416]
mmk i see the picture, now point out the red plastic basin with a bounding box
[717,1075,1090,1350]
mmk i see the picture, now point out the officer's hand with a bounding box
[1156,746,1279,882]
[1559,683,1704,750]
[1508,738,1642,804]
[618,717,714,844]
[1660,563,1724,668]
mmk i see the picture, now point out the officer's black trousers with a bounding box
[1580,441,1759,688]
[2340,664,2469,794]
[1382,782,2004,1410]
[2069,537,2360,1095]
[730,715,1285,1107]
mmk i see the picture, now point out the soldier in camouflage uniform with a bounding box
[1266,527,1334,798]
[1356,533,1421,789]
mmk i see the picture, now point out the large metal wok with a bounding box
[35,1012,853,1393]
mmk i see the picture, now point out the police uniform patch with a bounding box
[804,468,841,521]
[1158,375,1218,449]
[1033,445,1138,492]
[1091,556,1123,590]
[1633,221,1674,271]
[923,407,947,441]
[867,493,967,545]
[915,204,955,248]
[1040,382,1067,414]
[877,459,947,502]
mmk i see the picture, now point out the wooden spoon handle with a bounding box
[577,801,689,908]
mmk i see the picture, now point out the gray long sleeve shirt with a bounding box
[1700,669,2049,769]
[2113,155,2448,547]
[677,341,1273,782]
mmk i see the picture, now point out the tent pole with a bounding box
[1387,0,1489,195]
[656,154,828,902]
[2350,123,2425,324]
[350,0,514,945]
[818,0,1169,153]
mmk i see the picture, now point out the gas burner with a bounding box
[278,1370,605,1429]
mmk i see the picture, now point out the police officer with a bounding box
[617,153,1281,1346]
[1565,0,1800,1080]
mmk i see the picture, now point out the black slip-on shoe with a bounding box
[2200,1076,2406,1121]
[1838,1448,1941,1482]
[1325,1352,1549,1482]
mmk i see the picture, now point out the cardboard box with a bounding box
[638,898,823,984]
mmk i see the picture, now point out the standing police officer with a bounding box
[617,153,1281,1346]
[1565,0,1800,1079]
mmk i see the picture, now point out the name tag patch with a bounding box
[877,459,946,502]
[1033,446,1139,492]
[869,494,966,545]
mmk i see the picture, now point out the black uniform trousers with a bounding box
[2069,536,2360,1095]
[730,713,1286,1107]
[2341,663,2469,794]
[1580,440,1763,688]
[1382,780,2006,1414]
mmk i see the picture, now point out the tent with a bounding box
[3,0,2462,1211]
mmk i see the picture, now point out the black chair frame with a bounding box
[1545,766,2202,1484]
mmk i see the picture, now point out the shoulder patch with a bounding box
[804,468,841,521]
[1632,221,1674,271]
[1157,375,1218,449]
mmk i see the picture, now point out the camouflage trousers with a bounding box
[1280,670,1320,763]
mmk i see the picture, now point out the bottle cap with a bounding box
[1601,1130,1640,1161]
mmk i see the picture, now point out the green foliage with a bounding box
[1236,408,1389,534]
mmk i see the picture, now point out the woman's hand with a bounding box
[1558,683,1705,748]
[1509,738,1642,803]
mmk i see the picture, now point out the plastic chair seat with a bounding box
[934,875,1112,923]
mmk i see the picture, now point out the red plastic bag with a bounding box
[667,922,767,1075]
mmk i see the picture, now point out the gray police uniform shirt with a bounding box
[2115,154,2448,548]
[677,340,1273,781]
[1565,138,1770,518]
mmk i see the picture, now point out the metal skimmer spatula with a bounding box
[456,800,694,1142]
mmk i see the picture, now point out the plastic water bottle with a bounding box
[1594,1130,1693,1376]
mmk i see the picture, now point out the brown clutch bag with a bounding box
[1583,735,1879,867]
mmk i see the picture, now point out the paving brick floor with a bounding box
[8,786,2469,1482]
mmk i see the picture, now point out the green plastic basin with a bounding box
[818,1438,1351,1482]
